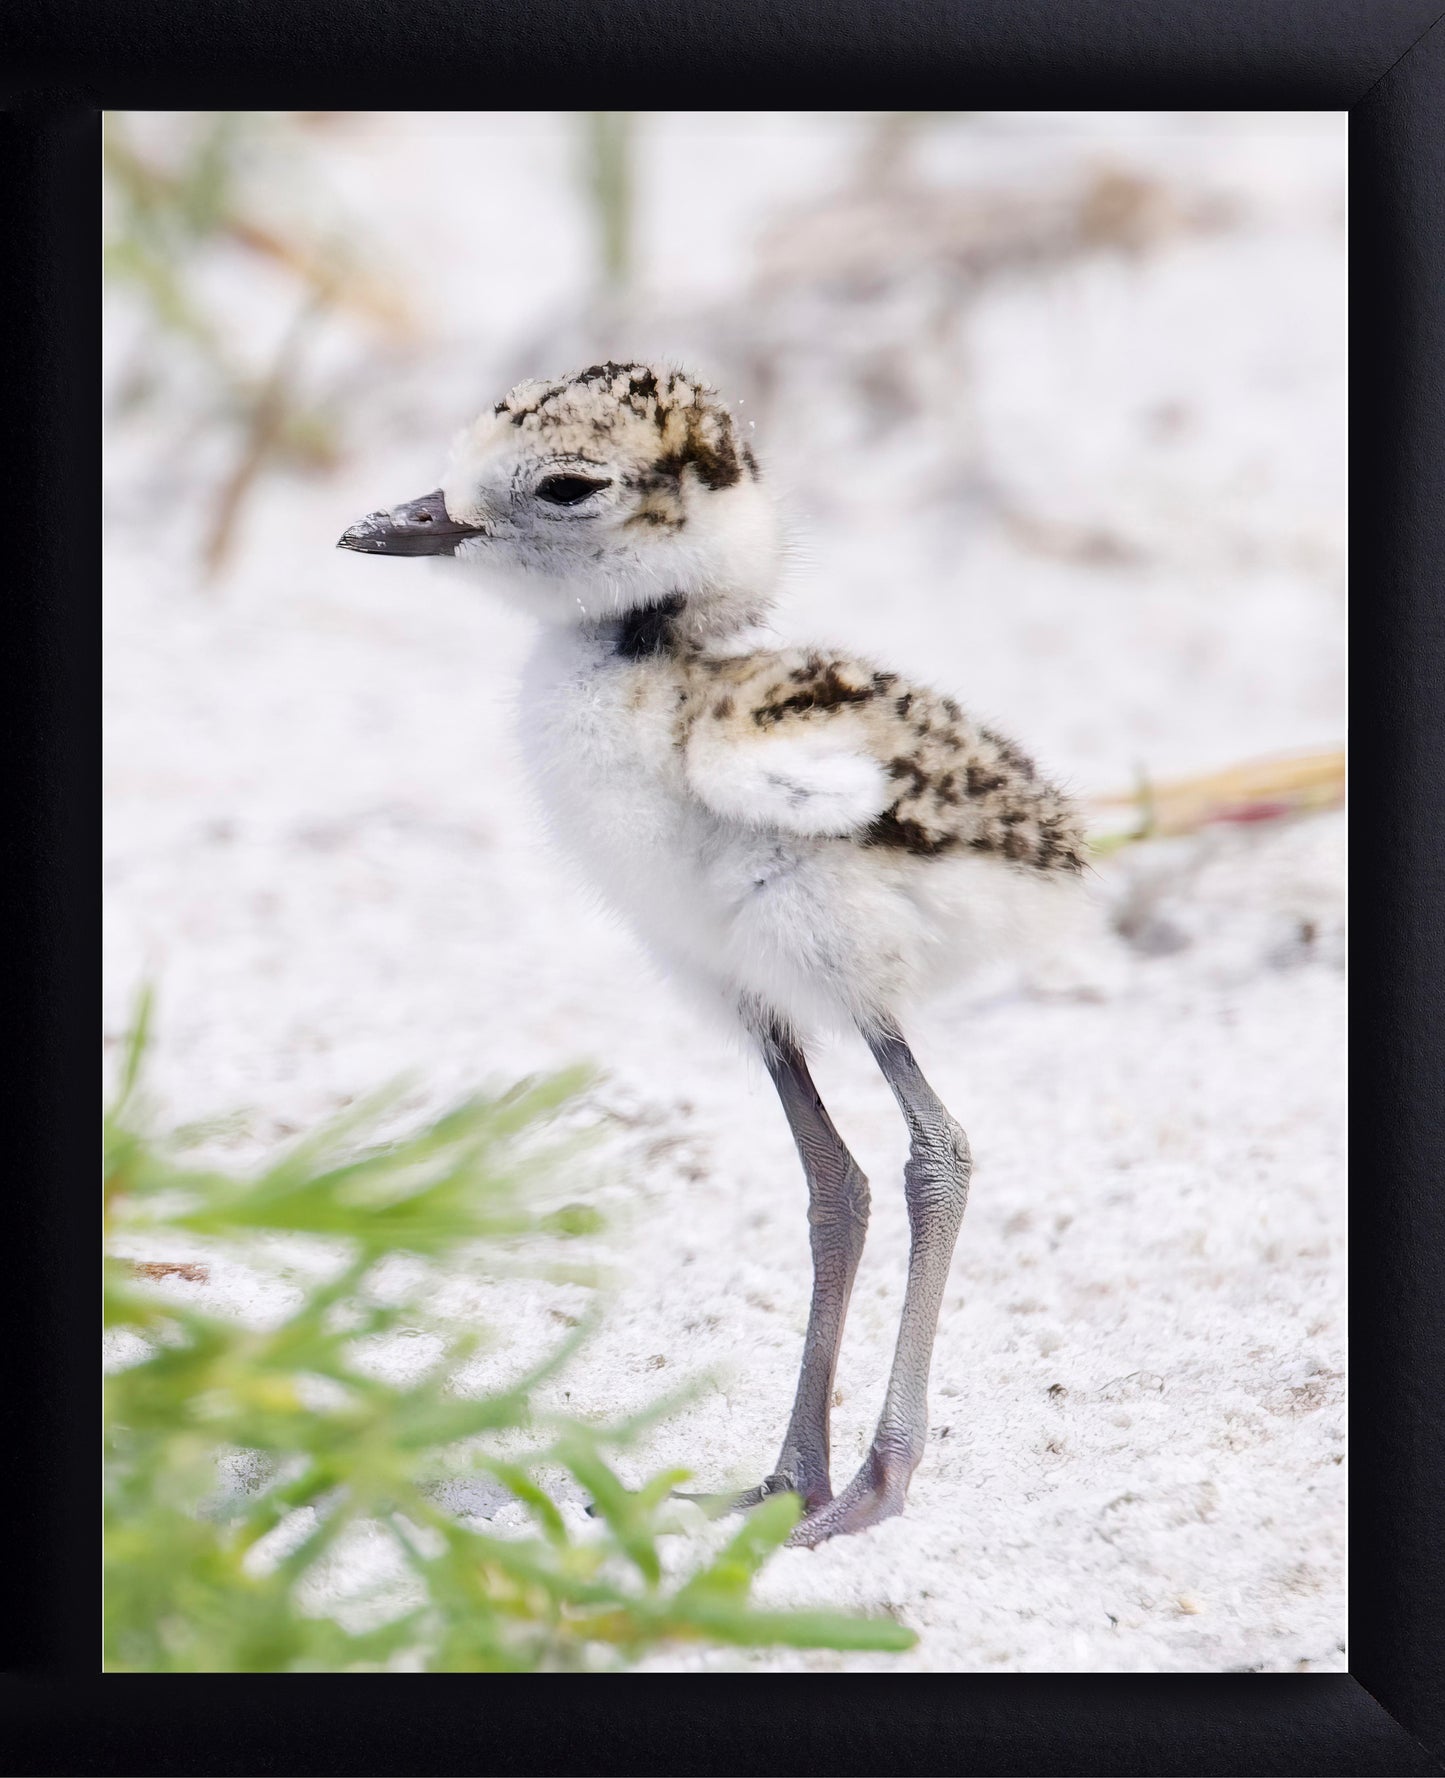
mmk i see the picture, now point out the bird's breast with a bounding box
[517,629,734,965]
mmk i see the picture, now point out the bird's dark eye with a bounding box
[535,474,610,506]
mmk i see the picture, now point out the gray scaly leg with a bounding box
[789,1024,970,1547]
[756,1030,872,1512]
[681,1027,869,1517]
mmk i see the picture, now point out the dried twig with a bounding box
[1090,748,1345,853]
[201,295,324,580]
[128,1259,210,1283]
[105,131,413,339]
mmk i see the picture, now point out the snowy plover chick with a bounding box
[340,362,1085,1546]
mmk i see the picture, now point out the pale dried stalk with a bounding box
[1090,748,1345,852]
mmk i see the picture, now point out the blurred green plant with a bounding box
[104,112,409,577]
[581,112,634,294]
[105,989,915,1671]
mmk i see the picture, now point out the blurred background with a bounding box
[103,112,1346,1673]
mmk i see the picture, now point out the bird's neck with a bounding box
[593,587,774,659]
[607,595,688,659]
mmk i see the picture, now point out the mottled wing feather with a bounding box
[682,647,1087,873]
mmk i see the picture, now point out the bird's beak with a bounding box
[336,489,487,557]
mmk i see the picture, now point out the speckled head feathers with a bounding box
[491,362,756,494]
[438,362,780,632]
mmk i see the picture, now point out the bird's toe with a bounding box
[786,1449,910,1547]
[673,1467,831,1519]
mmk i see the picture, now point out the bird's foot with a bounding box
[674,1465,831,1520]
[787,1443,913,1548]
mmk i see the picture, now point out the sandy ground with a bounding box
[103,111,1346,1671]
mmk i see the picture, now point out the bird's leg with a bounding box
[759,1030,871,1512]
[680,1027,869,1518]
[790,1024,970,1548]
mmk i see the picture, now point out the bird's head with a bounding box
[339,362,782,638]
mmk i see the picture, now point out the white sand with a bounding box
[103,111,1345,1671]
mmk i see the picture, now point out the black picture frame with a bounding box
[8,2,1441,1772]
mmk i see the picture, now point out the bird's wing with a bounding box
[686,719,892,836]
[683,652,897,838]
[683,645,1089,868]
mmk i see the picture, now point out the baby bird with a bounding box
[339,362,1085,1546]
